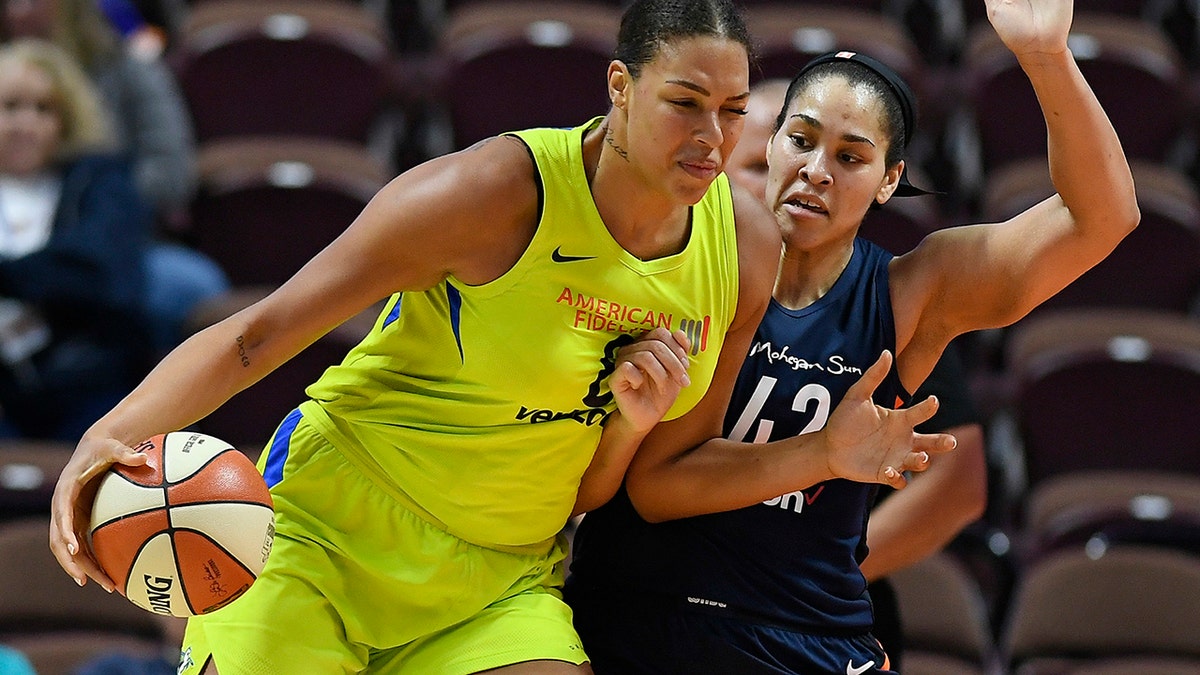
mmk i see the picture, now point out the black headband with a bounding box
[795,50,934,197]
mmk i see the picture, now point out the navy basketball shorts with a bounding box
[566,583,895,675]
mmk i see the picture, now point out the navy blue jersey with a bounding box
[568,238,910,633]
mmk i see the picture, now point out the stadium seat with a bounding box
[1017,656,1200,675]
[0,441,74,521]
[741,5,949,191]
[168,0,394,144]
[0,517,167,675]
[187,136,391,287]
[1001,546,1200,673]
[433,0,621,150]
[1004,308,1200,494]
[1020,470,1200,562]
[887,550,999,675]
[980,159,1200,314]
[956,13,1191,177]
[742,5,924,91]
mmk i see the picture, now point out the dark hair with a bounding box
[776,57,909,167]
[614,0,754,79]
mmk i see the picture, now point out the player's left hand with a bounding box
[984,0,1073,58]
[610,327,692,433]
[823,350,958,489]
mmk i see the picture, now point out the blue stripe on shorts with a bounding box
[263,408,303,488]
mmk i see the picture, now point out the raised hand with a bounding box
[822,351,958,489]
[610,326,692,433]
[984,0,1073,57]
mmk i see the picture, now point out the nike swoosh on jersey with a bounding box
[551,246,596,263]
[846,661,875,675]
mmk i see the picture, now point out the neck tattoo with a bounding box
[604,125,629,161]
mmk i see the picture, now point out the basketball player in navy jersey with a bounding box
[722,77,988,671]
[566,1,1138,672]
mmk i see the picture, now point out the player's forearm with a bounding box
[626,433,835,523]
[572,412,653,516]
[84,316,297,448]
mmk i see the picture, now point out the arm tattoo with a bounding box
[235,335,251,368]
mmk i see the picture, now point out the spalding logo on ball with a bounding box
[89,431,275,617]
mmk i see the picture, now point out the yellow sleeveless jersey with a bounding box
[300,118,740,549]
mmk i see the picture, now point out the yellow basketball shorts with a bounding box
[179,408,587,674]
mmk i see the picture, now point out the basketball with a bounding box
[88,431,275,617]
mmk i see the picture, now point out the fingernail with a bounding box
[68,543,77,555]
[884,467,898,479]
[920,452,930,463]
[75,576,84,587]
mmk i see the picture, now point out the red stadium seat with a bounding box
[958,14,1191,176]
[743,5,925,92]
[0,441,73,521]
[433,0,620,150]
[888,551,999,674]
[187,136,390,287]
[169,0,394,144]
[1005,308,1200,495]
[981,159,1200,314]
[0,517,169,674]
[1021,470,1200,562]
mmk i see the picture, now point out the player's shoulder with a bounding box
[378,135,539,225]
[448,134,538,194]
[729,179,781,248]
[730,179,782,267]
[725,178,781,323]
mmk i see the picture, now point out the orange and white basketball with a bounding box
[89,431,275,617]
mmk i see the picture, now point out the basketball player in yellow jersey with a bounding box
[49,0,955,672]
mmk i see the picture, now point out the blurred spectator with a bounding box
[0,645,35,675]
[0,37,151,440]
[97,0,166,60]
[0,0,229,353]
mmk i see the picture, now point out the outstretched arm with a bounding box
[890,0,1139,378]
[49,137,542,590]
[617,188,957,523]
[626,351,957,523]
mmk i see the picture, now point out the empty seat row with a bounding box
[157,1,1200,210]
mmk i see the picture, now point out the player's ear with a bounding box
[609,60,630,110]
[876,160,903,206]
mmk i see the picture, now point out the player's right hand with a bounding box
[49,435,150,592]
